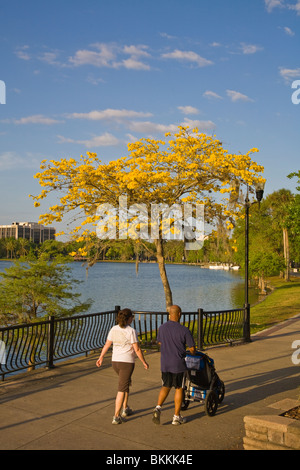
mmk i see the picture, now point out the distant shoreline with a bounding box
[0,258,241,271]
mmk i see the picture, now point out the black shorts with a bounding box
[161,372,184,389]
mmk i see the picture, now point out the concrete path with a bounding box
[0,315,299,451]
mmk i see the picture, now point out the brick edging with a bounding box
[243,414,300,450]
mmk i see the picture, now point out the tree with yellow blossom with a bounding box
[31,126,265,309]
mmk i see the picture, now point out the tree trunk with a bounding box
[155,237,173,310]
[283,228,290,281]
[259,275,266,294]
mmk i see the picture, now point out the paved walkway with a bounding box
[0,315,299,451]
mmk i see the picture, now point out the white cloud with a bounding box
[265,0,300,14]
[15,45,31,61]
[283,26,295,36]
[265,0,285,12]
[203,90,223,100]
[121,58,150,70]
[15,46,64,66]
[182,118,216,130]
[288,0,300,14]
[69,43,116,67]
[127,119,215,134]
[66,109,153,121]
[69,43,151,70]
[127,121,178,134]
[39,51,62,66]
[161,49,213,67]
[57,132,119,148]
[13,115,63,125]
[178,106,199,115]
[240,43,263,54]
[123,45,150,57]
[226,90,254,102]
[119,44,151,70]
[160,32,177,40]
[279,66,300,83]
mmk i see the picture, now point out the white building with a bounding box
[0,222,56,244]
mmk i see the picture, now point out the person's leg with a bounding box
[174,387,184,416]
[172,373,187,425]
[114,362,134,419]
[122,391,129,410]
[120,363,134,413]
[153,372,173,424]
[152,387,171,424]
[115,391,125,417]
[157,386,171,407]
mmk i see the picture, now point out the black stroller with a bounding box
[181,351,225,416]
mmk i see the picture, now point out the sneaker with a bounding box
[121,407,133,418]
[152,407,161,424]
[172,415,187,425]
[112,415,122,425]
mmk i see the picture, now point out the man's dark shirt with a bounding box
[157,321,195,373]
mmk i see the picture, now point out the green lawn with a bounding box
[250,275,300,334]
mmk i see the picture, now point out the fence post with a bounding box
[47,315,55,369]
[243,304,251,343]
[114,306,120,324]
[198,308,204,350]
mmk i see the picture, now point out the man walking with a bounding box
[152,305,196,425]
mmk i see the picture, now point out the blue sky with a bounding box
[0,0,300,238]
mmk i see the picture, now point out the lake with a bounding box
[0,260,252,313]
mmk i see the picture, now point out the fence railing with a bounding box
[0,306,247,380]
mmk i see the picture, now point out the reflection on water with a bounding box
[0,260,258,313]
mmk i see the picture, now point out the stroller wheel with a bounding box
[204,390,218,417]
[217,380,225,403]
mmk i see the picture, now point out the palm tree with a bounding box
[265,189,294,281]
[3,237,17,259]
[17,238,31,257]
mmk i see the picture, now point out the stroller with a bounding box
[181,351,225,417]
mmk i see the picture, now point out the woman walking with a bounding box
[96,308,149,424]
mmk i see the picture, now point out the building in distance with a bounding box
[0,222,56,244]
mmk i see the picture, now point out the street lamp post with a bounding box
[244,182,265,343]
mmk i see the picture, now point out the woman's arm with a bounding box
[96,339,113,367]
[132,342,149,369]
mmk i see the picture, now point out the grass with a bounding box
[250,275,300,334]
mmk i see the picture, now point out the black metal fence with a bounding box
[0,306,247,380]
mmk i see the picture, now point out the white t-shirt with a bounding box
[107,325,138,363]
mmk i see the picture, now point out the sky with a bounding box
[0,0,300,239]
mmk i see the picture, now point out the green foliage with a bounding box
[285,194,300,263]
[233,200,285,276]
[0,258,93,325]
